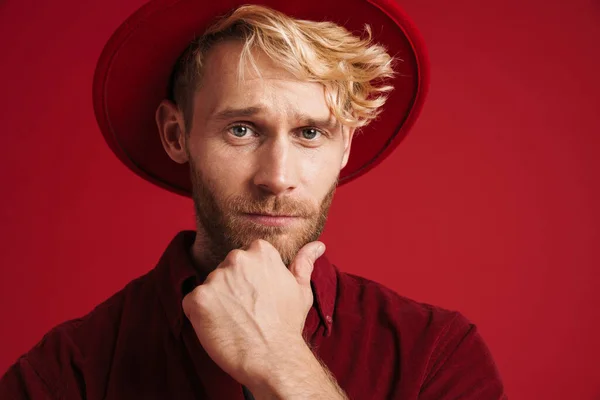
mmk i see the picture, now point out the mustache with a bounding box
[226,195,315,218]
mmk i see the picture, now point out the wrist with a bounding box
[247,338,319,397]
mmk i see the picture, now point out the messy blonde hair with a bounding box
[169,4,395,131]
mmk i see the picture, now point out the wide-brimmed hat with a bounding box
[93,0,429,197]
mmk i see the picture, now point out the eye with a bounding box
[300,128,321,140]
[229,125,254,138]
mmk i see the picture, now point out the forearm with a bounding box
[248,340,347,400]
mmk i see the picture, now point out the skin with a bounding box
[156,40,355,399]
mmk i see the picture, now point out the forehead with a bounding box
[195,40,332,121]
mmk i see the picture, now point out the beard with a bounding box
[189,159,337,267]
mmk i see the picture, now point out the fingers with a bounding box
[220,239,281,266]
[289,241,325,288]
[216,239,325,289]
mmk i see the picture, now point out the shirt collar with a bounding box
[153,230,337,337]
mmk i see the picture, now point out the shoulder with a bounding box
[335,269,464,329]
[15,271,156,391]
[333,269,483,362]
[333,269,505,397]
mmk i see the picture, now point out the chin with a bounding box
[250,234,304,265]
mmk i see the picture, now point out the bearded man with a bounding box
[0,1,506,399]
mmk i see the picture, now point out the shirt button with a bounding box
[326,315,332,323]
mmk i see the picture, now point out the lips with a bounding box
[247,213,296,217]
[242,213,300,227]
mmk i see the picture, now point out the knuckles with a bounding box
[249,239,276,256]
[223,239,276,267]
[225,249,246,265]
[250,238,270,250]
[183,285,212,315]
[213,240,281,277]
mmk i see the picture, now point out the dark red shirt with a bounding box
[0,231,506,399]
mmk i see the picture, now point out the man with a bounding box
[0,0,506,399]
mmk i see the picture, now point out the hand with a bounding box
[182,238,326,388]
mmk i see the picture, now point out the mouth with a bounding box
[242,213,300,227]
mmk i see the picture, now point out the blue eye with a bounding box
[229,125,252,137]
[301,128,320,140]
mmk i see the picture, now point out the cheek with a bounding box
[299,146,343,197]
[195,141,254,195]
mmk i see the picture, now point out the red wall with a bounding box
[1,1,599,398]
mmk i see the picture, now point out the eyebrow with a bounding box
[212,106,340,132]
[213,106,262,121]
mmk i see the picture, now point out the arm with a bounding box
[419,313,507,400]
[0,326,85,400]
[0,357,58,399]
[182,239,346,399]
[247,339,347,400]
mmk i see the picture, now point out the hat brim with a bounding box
[93,0,429,198]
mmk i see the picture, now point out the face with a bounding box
[160,40,354,266]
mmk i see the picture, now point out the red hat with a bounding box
[93,0,429,198]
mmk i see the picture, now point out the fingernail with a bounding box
[316,244,326,258]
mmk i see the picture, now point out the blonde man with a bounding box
[0,1,506,399]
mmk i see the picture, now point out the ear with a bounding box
[156,99,189,164]
[340,127,356,170]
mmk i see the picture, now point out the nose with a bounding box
[252,136,298,196]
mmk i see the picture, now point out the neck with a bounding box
[189,228,222,278]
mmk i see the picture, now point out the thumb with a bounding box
[289,241,326,288]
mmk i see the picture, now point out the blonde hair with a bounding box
[169,4,395,131]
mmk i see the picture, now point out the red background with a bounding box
[1,0,599,398]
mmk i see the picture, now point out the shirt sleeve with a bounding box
[0,325,85,400]
[418,312,508,400]
[0,357,60,399]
